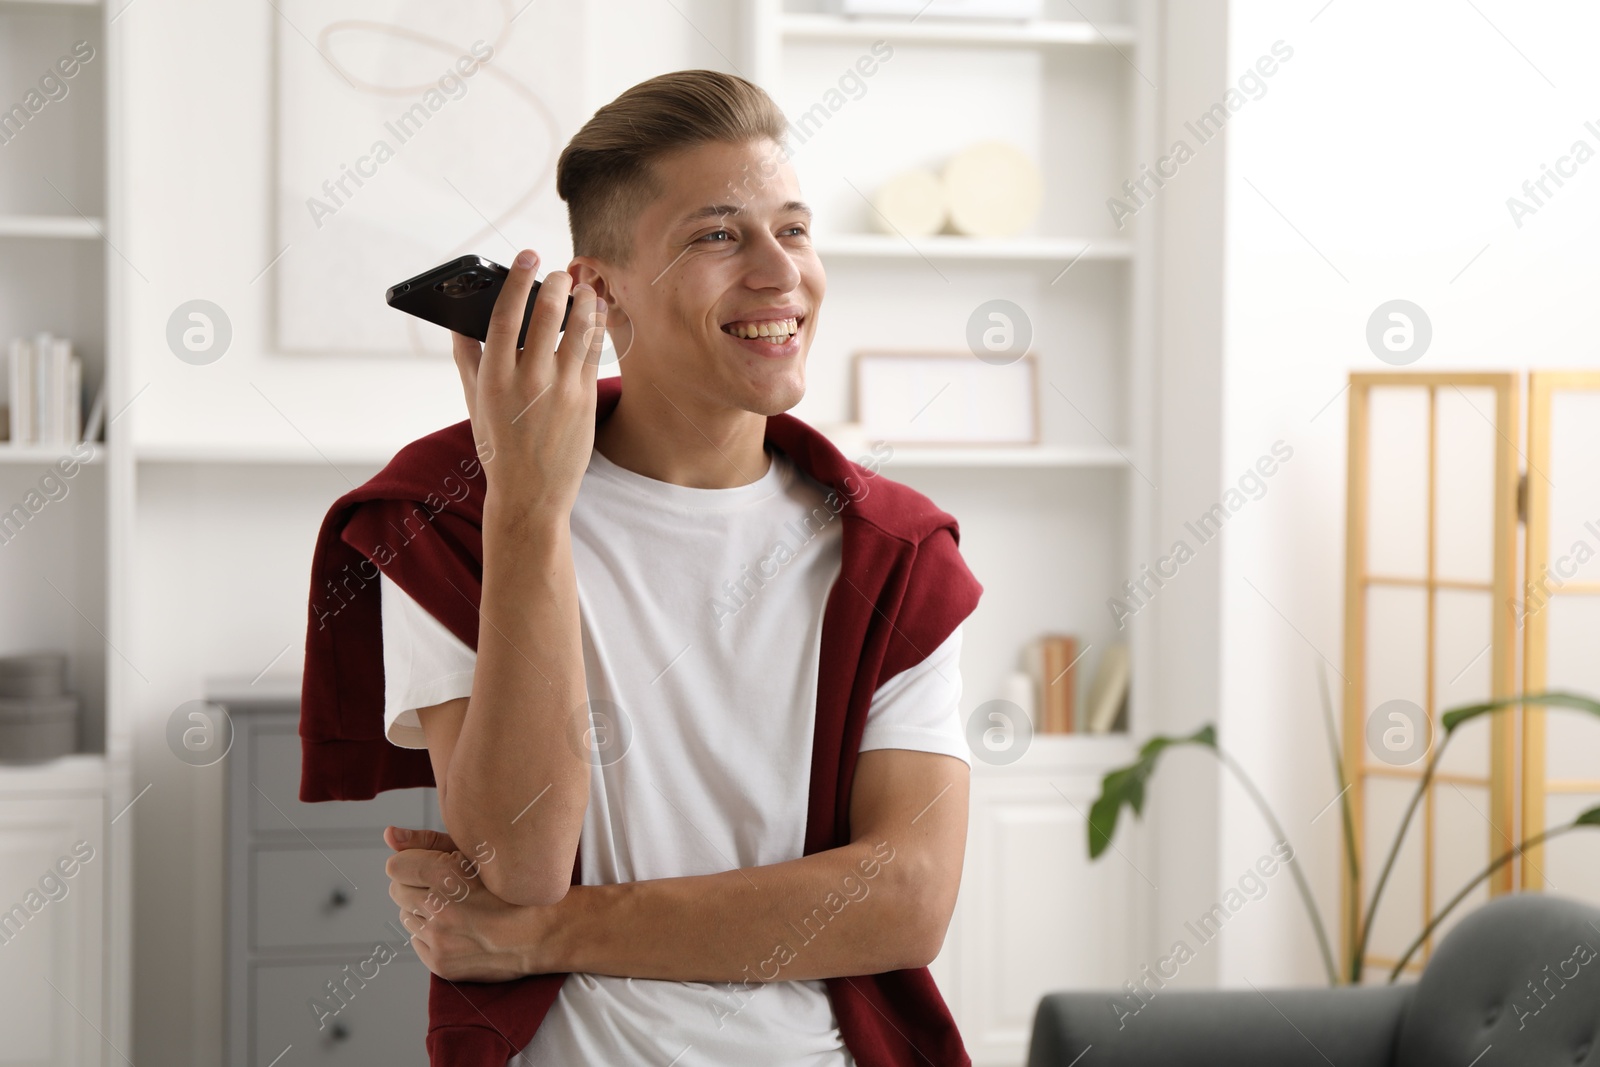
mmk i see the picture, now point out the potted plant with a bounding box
[1087,672,1600,984]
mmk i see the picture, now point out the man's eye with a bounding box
[783,226,808,237]
[699,229,731,243]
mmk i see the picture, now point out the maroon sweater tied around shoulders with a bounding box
[298,373,981,1065]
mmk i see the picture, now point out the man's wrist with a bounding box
[484,492,569,544]
[520,884,589,975]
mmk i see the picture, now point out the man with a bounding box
[304,68,981,1065]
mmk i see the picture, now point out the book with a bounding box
[1085,643,1131,734]
[3,333,82,446]
[7,336,34,444]
[1025,633,1078,733]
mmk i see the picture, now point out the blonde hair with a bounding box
[556,69,789,268]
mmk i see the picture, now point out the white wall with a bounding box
[1216,0,1600,986]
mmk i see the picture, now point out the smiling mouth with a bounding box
[721,315,803,344]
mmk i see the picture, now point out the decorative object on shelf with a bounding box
[1086,672,1600,986]
[0,651,79,763]
[869,168,946,237]
[81,378,106,444]
[1084,642,1130,734]
[4,332,82,445]
[942,140,1043,238]
[853,350,1038,445]
[1024,634,1078,733]
[837,0,1044,19]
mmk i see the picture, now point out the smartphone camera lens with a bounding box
[436,270,495,298]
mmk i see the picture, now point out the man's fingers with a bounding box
[391,880,431,914]
[484,249,540,382]
[584,297,608,384]
[520,268,573,380]
[450,332,481,421]
[384,825,458,854]
[558,285,605,386]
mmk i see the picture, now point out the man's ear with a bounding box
[568,257,619,310]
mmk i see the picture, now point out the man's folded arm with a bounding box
[413,518,590,908]
[529,747,969,982]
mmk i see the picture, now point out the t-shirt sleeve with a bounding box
[858,623,969,766]
[379,571,477,749]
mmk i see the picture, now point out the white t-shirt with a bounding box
[379,442,968,1066]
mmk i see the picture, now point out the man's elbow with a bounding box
[480,862,571,908]
[901,909,951,969]
[886,860,957,969]
[439,792,576,907]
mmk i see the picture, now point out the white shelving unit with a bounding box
[743,2,1159,1061]
[811,231,1133,261]
[0,1,1164,1057]
[0,0,128,1062]
[780,10,1137,46]
[0,214,104,239]
[0,0,111,741]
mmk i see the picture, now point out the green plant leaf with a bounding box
[1441,690,1600,734]
[1575,805,1600,827]
[1087,724,1216,859]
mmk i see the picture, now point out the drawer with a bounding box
[251,726,430,835]
[252,844,416,950]
[252,957,431,1066]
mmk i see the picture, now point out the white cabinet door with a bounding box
[0,795,104,1067]
[934,738,1140,1067]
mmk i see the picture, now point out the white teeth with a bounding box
[725,317,798,340]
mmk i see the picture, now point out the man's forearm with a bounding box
[533,839,942,983]
[445,502,589,905]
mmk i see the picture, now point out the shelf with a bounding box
[812,233,1133,262]
[0,442,104,464]
[135,441,397,465]
[861,443,1131,469]
[0,215,105,240]
[780,13,1135,47]
[971,730,1137,775]
[0,753,107,797]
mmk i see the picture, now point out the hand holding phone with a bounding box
[387,255,573,349]
[439,250,606,518]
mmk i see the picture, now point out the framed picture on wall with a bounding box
[852,350,1040,446]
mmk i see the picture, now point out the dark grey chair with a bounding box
[1028,892,1600,1066]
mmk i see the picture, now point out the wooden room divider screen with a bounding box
[1341,368,1600,980]
[1341,371,1520,979]
[1520,371,1600,889]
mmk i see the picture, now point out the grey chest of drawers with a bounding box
[218,691,443,1066]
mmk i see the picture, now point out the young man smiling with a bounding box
[300,69,981,1066]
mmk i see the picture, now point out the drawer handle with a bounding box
[328,888,350,910]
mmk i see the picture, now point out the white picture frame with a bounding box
[852,350,1040,445]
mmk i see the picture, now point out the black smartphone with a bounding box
[386,255,573,349]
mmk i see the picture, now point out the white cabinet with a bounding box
[0,787,104,1067]
[931,736,1142,1067]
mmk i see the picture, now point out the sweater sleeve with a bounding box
[877,523,982,688]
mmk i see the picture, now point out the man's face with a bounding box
[595,137,824,418]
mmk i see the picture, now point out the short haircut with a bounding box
[556,69,789,269]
